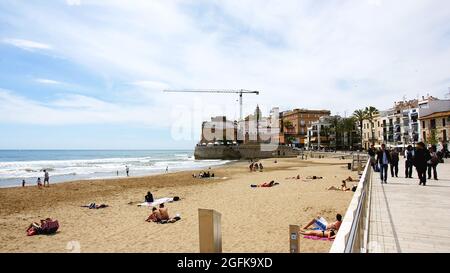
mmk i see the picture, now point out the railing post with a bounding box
[198,209,222,253]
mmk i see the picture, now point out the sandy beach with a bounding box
[0,157,357,253]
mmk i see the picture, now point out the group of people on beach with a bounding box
[22,169,50,188]
[368,142,444,186]
[249,162,263,172]
[193,171,215,178]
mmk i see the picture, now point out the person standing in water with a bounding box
[44,169,50,187]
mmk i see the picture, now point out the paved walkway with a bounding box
[368,158,450,253]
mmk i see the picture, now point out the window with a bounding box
[431,119,436,129]
[443,118,446,127]
[423,131,427,142]
[422,121,425,128]
[378,121,380,127]
[444,130,447,142]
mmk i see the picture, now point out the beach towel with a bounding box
[313,217,328,231]
[138,197,174,207]
[303,235,334,241]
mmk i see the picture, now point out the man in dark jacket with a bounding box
[376,144,391,184]
[390,148,399,177]
[413,142,431,186]
[404,145,414,178]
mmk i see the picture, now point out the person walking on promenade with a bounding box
[376,144,391,184]
[427,145,439,180]
[404,145,414,178]
[368,144,377,171]
[43,169,50,187]
[414,142,431,186]
[390,148,399,177]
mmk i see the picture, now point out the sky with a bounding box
[0,0,449,149]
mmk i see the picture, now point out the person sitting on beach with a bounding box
[37,178,43,189]
[146,207,162,222]
[286,175,301,180]
[259,163,263,172]
[249,163,253,172]
[211,173,215,177]
[159,203,170,220]
[302,214,342,231]
[145,192,154,203]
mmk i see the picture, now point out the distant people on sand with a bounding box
[305,175,323,180]
[126,166,130,177]
[22,179,26,187]
[404,145,414,178]
[328,179,356,192]
[286,174,301,180]
[427,145,439,180]
[196,171,214,178]
[390,148,399,178]
[116,170,119,176]
[414,142,431,186]
[44,169,50,187]
[166,166,169,173]
[376,144,391,184]
[37,178,43,189]
[251,180,279,187]
[146,207,161,222]
[259,163,263,172]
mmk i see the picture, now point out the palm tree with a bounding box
[364,106,379,145]
[353,109,366,149]
[344,117,357,149]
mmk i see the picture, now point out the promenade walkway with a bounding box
[368,158,450,252]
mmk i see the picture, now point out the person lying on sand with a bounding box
[305,176,323,180]
[81,203,109,209]
[327,181,351,191]
[299,229,337,239]
[250,180,279,187]
[286,175,301,180]
[302,214,342,231]
[146,207,162,222]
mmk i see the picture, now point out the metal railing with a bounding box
[329,160,373,253]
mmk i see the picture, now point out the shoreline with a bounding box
[0,157,356,253]
[0,159,237,189]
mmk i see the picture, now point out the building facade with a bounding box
[279,109,331,147]
[418,99,450,148]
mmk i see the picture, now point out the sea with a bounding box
[0,150,231,188]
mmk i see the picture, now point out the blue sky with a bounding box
[0,0,449,149]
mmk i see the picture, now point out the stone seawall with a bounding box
[194,144,299,160]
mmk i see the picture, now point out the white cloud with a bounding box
[66,0,81,6]
[35,78,63,85]
[2,38,52,51]
[1,0,450,126]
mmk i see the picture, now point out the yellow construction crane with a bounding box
[163,89,260,120]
